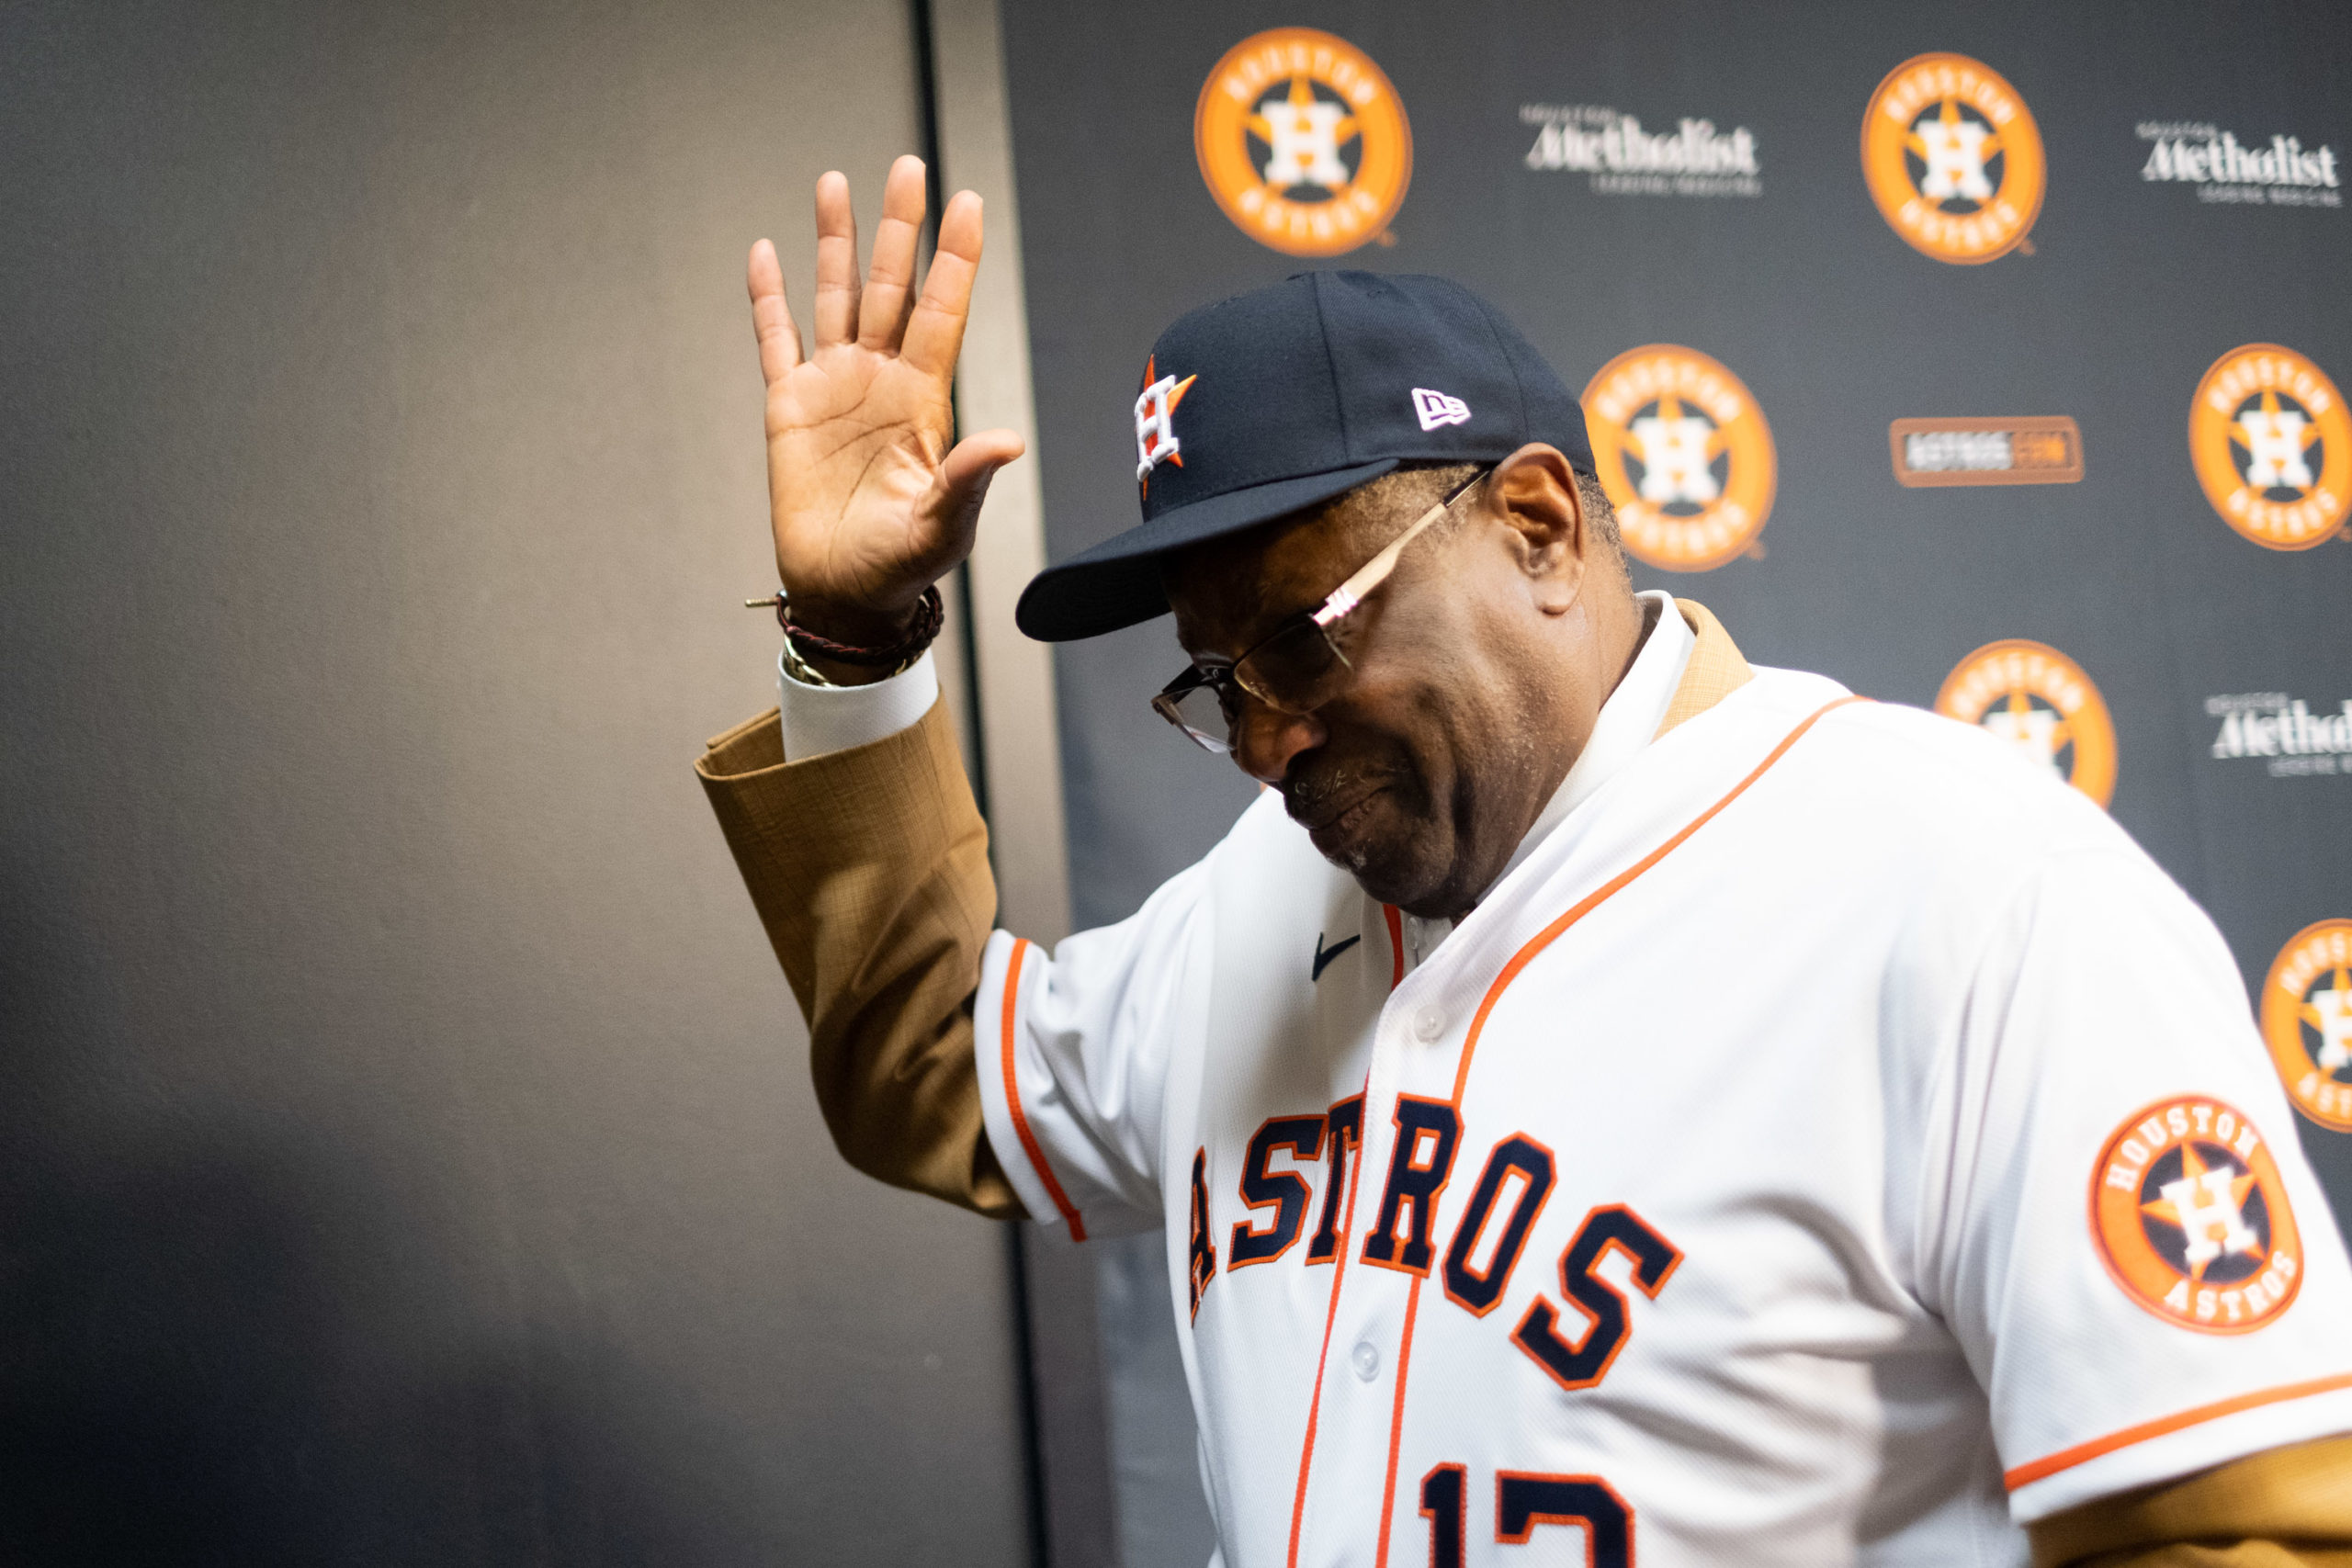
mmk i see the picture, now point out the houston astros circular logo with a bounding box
[1934,640,2117,807]
[2189,344,2352,550]
[1194,28,1411,257]
[1580,345,1776,572]
[2262,919,2352,1131]
[2090,1097,2303,1334]
[1860,53,2045,265]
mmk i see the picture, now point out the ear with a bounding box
[1484,444,1589,614]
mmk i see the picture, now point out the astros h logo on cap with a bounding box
[1195,28,1411,257]
[1135,355,1197,496]
[1861,53,2045,265]
[1934,640,2116,807]
[2189,344,2352,550]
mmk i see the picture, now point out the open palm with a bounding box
[749,156,1023,645]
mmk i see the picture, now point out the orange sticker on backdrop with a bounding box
[1934,640,2118,807]
[1194,28,1411,257]
[2262,920,2352,1131]
[2188,344,2352,550]
[1581,345,1776,572]
[1860,53,2045,264]
[2090,1098,2302,1334]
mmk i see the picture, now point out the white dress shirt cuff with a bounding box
[776,649,940,761]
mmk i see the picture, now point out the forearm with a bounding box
[697,694,1023,1217]
[2030,1436,2352,1567]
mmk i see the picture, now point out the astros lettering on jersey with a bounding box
[970,596,2352,1567]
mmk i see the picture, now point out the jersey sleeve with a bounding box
[1921,840,2352,1523]
[972,860,1216,1241]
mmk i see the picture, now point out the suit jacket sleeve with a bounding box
[2027,1435,2352,1566]
[695,696,1023,1219]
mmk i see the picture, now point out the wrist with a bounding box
[767,583,944,688]
[786,594,924,649]
[790,601,917,687]
[792,647,904,687]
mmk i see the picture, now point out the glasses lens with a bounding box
[1237,619,1346,712]
[1163,681,1234,753]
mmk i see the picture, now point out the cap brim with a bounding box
[1015,457,1402,642]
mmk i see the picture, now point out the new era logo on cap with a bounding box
[1413,387,1470,431]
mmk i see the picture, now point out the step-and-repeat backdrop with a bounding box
[997,4,2348,1553]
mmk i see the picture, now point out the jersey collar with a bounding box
[1395,596,1750,960]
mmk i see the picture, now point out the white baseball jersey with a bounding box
[938,594,2352,1568]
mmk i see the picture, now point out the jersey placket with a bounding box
[1295,698,1868,1564]
[1290,901,1487,1568]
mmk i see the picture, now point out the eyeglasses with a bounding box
[1152,467,1490,754]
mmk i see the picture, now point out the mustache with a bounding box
[1281,758,1397,827]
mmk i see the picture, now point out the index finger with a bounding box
[746,238,803,385]
[899,189,983,378]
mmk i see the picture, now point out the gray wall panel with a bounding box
[0,2,1031,1561]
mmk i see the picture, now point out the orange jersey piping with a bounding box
[1287,920,1403,1567]
[1371,1275,1426,1565]
[999,938,1087,1241]
[2003,1370,2352,1490]
[1447,695,1866,1104]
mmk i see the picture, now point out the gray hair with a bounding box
[1340,459,1623,554]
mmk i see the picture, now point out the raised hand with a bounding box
[748,155,1023,667]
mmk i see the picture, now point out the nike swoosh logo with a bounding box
[1311,931,1362,983]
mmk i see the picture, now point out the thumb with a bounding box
[936,428,1025,530]
[943,428,1024,494]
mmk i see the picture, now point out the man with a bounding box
[700,156,2352,1566]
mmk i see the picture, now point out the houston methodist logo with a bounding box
[1194,28,1411,257]
[1580,345,1776,571]
[2091,1098,2303,1334]
[2139,119,2342,209]
[2188,344,2352,550]
[2207,690,2352,779]
[1934,640,2117,807]
[2263,920,2352,1132]
[1860,53,2046,264]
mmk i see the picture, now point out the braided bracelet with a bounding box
[744,583,944,669]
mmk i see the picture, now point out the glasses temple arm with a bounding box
[1309,480,1474,629]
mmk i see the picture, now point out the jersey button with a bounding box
[1351,1341,1380,1382]
[1412,1005,1446,1043]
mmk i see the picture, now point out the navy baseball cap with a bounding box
[1014,271,1595,642]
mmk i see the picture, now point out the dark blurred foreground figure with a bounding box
[696,155,2352,1566]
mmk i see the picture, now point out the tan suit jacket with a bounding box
[694,594,2347,1562]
